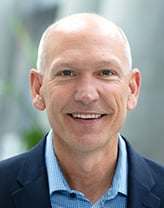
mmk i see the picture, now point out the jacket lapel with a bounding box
[125,139,161,208]
[11,137,52,208]
[127,175,160,208]
[12,173,51,208]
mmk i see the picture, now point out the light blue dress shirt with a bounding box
[45,129,128,208]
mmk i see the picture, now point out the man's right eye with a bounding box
[61,70,73,76]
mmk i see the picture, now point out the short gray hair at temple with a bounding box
[36,13,132,73]
[36,29,48,73]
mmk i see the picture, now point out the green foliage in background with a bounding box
[0,18,44,149]
[0,79,45,149]
[22,128,45,149]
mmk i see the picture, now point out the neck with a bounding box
[54,136,118,204]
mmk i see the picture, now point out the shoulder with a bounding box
[0,151,31,207]
[124,136,164,202]
[123,135,164,174]
[0,151,29,178]
[0,137,47,207]
[0,136,46,182]
[143,156,164,185]
[139,157,164,205]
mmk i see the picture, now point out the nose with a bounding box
[74,74,99,105]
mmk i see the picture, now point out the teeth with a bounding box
[72,113,102,119]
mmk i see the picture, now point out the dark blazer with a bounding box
[0,135,164,208]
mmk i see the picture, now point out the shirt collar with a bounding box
[113,133,128,196]
[45,129,70,194]
[45,130,128,196]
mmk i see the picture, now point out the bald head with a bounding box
[36,13,132,72]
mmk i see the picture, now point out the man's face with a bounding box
[31,22,140,153]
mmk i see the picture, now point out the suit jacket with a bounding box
[0,135,164,208]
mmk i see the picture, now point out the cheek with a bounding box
[110,87,129,120]
[104,83,129,105]
[44,85,73,115]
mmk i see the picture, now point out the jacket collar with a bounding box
[12,137,52,208]
[124,138,161,208]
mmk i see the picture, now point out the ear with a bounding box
[29,69,46,111]
[127,68,141,110]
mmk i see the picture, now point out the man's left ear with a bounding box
[127,68,141,110]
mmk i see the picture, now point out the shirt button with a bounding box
[70,193,76,198]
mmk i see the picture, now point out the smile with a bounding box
[70,113,103,119]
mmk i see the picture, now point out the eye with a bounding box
[100,69,114,76]
[61,70,74,76]
[95,69,119,81]
[54,69,78,81]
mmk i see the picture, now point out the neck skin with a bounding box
[54,135,119,204]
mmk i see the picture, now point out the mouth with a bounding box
[69,113,105,120]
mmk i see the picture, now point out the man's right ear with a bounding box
[29,69,46,111]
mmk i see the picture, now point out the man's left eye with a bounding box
[100,70,113,76]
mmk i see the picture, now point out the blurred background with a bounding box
[0,0,164,164]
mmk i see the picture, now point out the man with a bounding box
[0,13,163,208]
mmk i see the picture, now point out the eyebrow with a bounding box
[51,61,77,69]
[50,57,124,72]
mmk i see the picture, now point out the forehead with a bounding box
[44,15,129,70]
